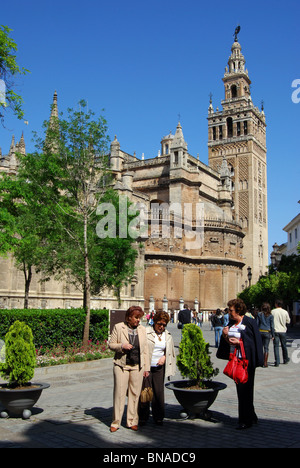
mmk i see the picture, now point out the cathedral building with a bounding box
[0,34,268,312]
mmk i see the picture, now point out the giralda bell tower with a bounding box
[208,29,268,288]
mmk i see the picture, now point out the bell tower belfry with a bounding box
[208,30,268,287]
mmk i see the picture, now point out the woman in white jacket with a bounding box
[139,311,176,425]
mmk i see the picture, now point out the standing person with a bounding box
[109,306,150,432]
[217,298,264,430]
[178,304,191,329]
[272,299,291,367]
[212,309,224,348]
[139,311,176,426]
[223,308,230,327]
[256,302,275,368]
[197,310,203,328]
[192,309,197,324]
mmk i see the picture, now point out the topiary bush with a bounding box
[0,321,36,387]
[0,308,109,349]
[177,324,219,388]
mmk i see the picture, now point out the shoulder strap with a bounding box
[239,340,246,359]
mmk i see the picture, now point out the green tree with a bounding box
[0,173,50,308]
[17,100,138,345]
[93,190,138,307]
[0,25,29,122]
[239,254,300,309]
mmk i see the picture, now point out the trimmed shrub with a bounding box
[177,324,219,388]
[0,321,36,386]
[0,308,109,350]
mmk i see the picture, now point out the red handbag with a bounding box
[223,340,249,384]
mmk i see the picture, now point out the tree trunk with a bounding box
[117,287,121,308]
[82,214,91,348]
[23,264,32,309]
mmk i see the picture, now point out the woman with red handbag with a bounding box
[217,298,264,430]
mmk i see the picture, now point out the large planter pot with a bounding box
[0,382,50,419]
[165,379,226,420]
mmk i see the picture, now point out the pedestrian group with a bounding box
[108,298,291,433]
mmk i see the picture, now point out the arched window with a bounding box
[227,117,233,138]
[231,85,237,98]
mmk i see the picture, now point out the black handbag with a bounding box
[177,322,183,329]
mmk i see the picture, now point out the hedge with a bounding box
[0,308,109,350]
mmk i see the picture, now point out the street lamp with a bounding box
[247,266,252,287]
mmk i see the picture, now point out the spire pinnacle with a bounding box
[45,91,59,153]
[50,90,58,119]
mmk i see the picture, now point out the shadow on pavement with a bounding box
[1,401,300,448]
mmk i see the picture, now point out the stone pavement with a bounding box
[1,322,300,449]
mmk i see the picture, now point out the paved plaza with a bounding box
[0,321,300,449]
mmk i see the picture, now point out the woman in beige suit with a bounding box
[109,306,150,432]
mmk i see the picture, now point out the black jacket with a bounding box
[212,315,224,327]
[178,308,191,325]
[216,315,264,369]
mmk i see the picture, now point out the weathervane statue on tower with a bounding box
[234,25,241,42]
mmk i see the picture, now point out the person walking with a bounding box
[272,299,291,367]
[178,304,191,329]
[223,308,230,327]
[191,309,197,325]
[217,298,264,430]
[212,309,224,348]
[139,311,176,426]
[256,302,275,368]
[197,311,203,328]
[109,306,150,432]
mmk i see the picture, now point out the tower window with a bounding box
[213,127,216,141]
[231,85,237,98]
[219,125,223,139]
[237,121,241,136]
[244,121,248,135]
[227,117,233,138]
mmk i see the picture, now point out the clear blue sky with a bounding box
[1,0,299,260]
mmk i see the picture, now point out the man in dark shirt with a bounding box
[178,304,191,327]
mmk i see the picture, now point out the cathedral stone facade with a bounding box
[0,36,268,312]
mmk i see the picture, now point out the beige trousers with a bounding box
[111,364,144,429]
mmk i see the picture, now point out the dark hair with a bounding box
[227,298,247,316]
[275,299,283,308]
[153,311,170,325]
[125,306,144,321]
[261,302,271,317]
